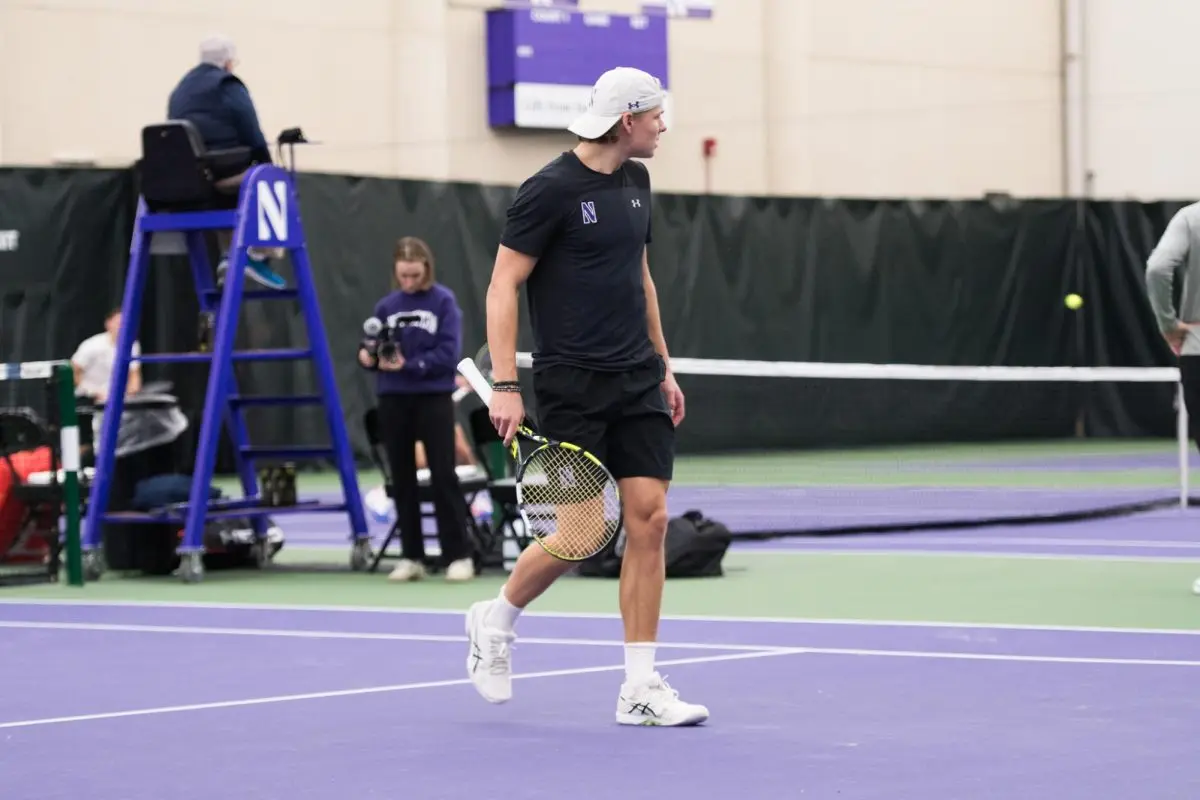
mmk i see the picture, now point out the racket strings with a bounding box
[519,446,621,560]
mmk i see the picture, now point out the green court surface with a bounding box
[5,439,1195,632]
[5,547,1199,632]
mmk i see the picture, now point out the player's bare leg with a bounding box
[464,539,569,704]
[613,476,709,726]
[464,497,602,703]
[617,477,669,643]
[500,542,575,607]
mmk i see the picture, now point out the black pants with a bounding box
[377,392,469,564]
[1181,357,1200,452]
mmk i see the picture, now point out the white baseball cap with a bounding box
[567,67,666,139]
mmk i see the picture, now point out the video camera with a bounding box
[362,317,387,359]
[361,314,423,362]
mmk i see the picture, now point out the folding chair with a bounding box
[465,405,530,556]
[362,407,493,573]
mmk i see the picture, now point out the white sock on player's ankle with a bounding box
[624,642,657,685]
[485,587,523,631]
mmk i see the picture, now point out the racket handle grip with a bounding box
[457,357,493,404]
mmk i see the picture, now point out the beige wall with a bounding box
[1066,0,1200,200]
[0,0,1063,198]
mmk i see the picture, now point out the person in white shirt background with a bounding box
[71,308,142,405]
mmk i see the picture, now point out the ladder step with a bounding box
[229,394,324,407]
[205,502,348,520]
[103,510,183,524]
[241,446,335,459]
[201,288,300,302]
[136,349,313,364]
[103,500,349,525]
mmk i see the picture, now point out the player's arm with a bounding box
[126,364,142,395]
[126,342,142,395]
[1146,209,1191,333]
[642,248,671,370]
[643,249,685,424]
[486,246,536,383]
[489,173,560,383]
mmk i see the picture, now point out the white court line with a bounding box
[2,598,1199,636]
[0,620,773,652]
[798,647,1200,668]
[9,620,1200,668]
[0,649,795,731]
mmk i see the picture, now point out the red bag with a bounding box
[0,447,55,564]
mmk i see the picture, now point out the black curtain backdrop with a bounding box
[0,165,1187,465]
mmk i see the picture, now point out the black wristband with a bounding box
[492,383,521,393]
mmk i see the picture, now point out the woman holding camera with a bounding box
[359,237,474,583]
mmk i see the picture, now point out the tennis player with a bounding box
[1147,203,1200,441]
[463,67,707,726]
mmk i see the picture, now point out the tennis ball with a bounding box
[1064,293,1083,310]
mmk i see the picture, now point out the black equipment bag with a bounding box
[577,510,732,579]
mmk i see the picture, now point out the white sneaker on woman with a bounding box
[445,558,475,582]
[387,559,425,582]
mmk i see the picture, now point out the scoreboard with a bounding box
[486,6,670,130]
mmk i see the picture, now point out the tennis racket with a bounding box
[457,356,623,561]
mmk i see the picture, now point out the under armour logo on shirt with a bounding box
[631,199,641,208]
[581,201,597,224]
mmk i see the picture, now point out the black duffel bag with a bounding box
[577,509,732,579]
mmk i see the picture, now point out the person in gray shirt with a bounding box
[1146,203,1200,355]
[1146,202,1200,449]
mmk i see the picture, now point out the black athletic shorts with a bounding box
[531,355,675,482]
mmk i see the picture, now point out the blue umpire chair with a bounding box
[79,121,370,583]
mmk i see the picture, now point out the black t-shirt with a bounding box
[500,150,655,372]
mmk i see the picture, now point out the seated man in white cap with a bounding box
[464,67,708,727]
[167,35,286,290]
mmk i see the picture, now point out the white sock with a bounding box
[485,586,523,632]
[624,642,657,685]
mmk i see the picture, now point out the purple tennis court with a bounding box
[1,601,1199,799]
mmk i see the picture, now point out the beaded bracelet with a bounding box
[492,381,521,393]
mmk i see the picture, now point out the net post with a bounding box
[1178,381,1190,511]
[54,363,84,587]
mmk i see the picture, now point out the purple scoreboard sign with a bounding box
[486,6,670,130]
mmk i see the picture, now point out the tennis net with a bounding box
[516,354,1189,538]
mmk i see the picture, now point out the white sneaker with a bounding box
[445,558,475,582]
[615,673,709,727]
[465,600,515,703]
[387,559,425,582]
